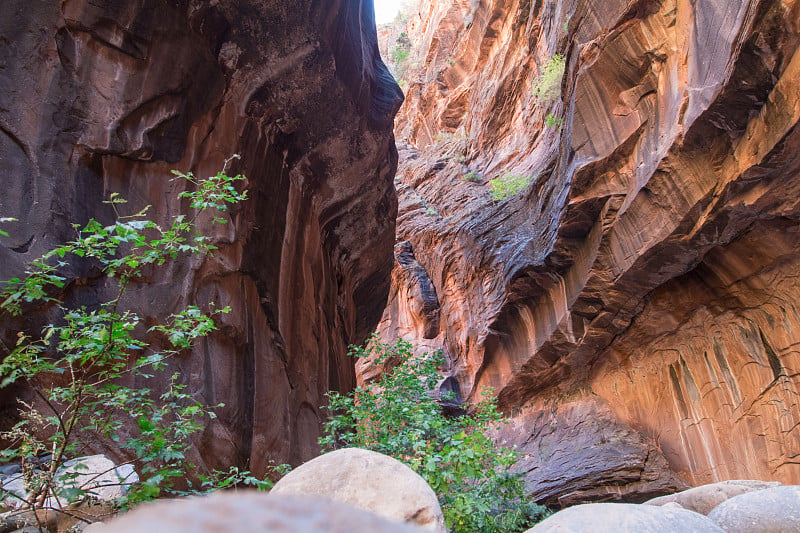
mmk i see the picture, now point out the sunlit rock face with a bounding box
[376,0,800,503]
[0,0,402,472]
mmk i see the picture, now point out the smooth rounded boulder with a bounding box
[645,480,780,515]
[89,492,422,533]
[706,485,800,532]
[526,502,724,532]
[271,448,445,532]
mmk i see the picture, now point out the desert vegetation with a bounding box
[320,336,548,533]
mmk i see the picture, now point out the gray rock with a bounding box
[56,455,138,503]
[271,448,445,532]
[0,455,138,510]
[707,485,800,532]
[0,465,21,477]
[645,480,781,515]
[97,492,422,533]
[526,502,724,532]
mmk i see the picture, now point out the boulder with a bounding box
[526,502,724,533]
[645,480,781,515]
[0,455,137,510]
[94,492,422,533]
[706,485,800,532]
[271,448,445,532]
[498,398,688,506]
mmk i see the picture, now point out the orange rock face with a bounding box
[377,0,800,502]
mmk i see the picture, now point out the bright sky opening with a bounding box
[373,0,403,24]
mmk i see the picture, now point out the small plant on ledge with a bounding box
[488,172,533,201]
[545,113,564,128]
[462,170,482,183]
[532,53,565,104]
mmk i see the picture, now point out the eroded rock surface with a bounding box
[497,398,688,507]
[376,0,800,500]
[0,0,402,473]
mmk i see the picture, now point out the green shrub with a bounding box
[391,32,413,79]
[425,207,439,216]
[0,158,266,528]
[488,172,532,201]
[532,53,565,103]
[463,170,481,183]
[544,113,564,128]
[320,337,548,533]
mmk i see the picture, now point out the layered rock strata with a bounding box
[377,0,800,501]
[0,0,401,473]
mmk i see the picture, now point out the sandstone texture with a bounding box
[526,502,724,533]
[496,397,688,507]
[375,0,800,502]
[271,448,446,532]
[0,0,401,474]
[645,479,781,515]
[706,485,800,532]
[86,492,423,533]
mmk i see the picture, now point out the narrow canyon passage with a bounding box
[0,0,799,521]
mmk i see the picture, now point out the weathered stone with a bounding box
[0,466,21,478]
[375,0,800,498]
[1,455,136,510]
[271,448,445,532]
[526,502,724,533]
[497,398,688,507]
[706,485,800,532]
[94,492,423,533]
[0,0,402,475]
[645,480,781,515]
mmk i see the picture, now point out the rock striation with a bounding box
[0,0,402,473]
[377,0,800,502]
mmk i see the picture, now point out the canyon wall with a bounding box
[378,0,800,506]
[0,0,401,473]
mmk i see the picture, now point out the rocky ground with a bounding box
[4,451,796,532]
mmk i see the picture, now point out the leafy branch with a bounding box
[0,159,257,529]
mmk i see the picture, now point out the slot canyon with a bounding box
[1,0,800,525]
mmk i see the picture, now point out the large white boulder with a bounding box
[91,492,423,533]
[645,480,780,515]
[271,448,445,532]
[706,485,800,532]
[526,502,724,532]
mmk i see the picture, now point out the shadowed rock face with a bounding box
[0,0,402,473]
[377,0,800,502]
